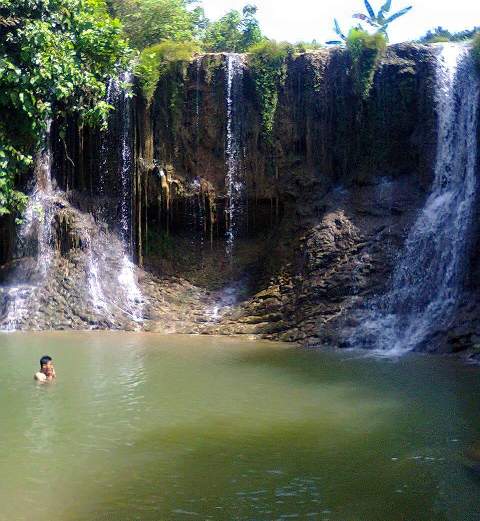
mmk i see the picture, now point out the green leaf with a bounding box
[334,18,346,40]
[384,6,412,24]
[378,0,393,19]
[363,0,376,18]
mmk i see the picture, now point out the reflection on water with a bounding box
[0,332,479,521]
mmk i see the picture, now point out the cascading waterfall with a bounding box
[119,71,134,251]
[91,71,143,323]
[99,78,117,198]
[195,57,201,154]
[352,44,480,354]
[224,54,245,257]
[0,123,58,330]
[118,71,143,323]
[204,55,246,321]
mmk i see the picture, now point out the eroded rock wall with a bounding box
[138,44,445,347]
[6,44,476,353]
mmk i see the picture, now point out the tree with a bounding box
[240,5,263,50]
[418,26,479,43]
[0,0,130,214]
[108,0,201,49]
[203,9,243,52]
[203,4,264,53]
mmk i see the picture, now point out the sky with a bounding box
[199,0,479,44]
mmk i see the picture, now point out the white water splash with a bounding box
[351,44,480,355]
[118,255,144,323]
[88,251,110,315]
[0,123,56,330]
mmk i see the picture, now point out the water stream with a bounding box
[0,123,57,329]
[351,44,480,354]
[0,74,144,329]
[225,54,245,258]
[91,71,143,323]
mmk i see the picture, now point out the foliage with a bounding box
[346,28,387,98]
[203,4,264,53]
[352,0,412,39]
[418,26,480,44]
[107,0,202,49]
[327,0,412,44]
[247,40,292,139]
[135,40,199,103]
[293,41,324,53]
[0,0,130,214]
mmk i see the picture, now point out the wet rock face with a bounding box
[139,44,443,348]
[10,45,476,353]
[228,176,426,345]
[148,45,437,203]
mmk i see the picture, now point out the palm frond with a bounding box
[384,6,412,24]
[353,13,380,28]
[333,18,346,40]
[363,0,376,18]
[378,0,392,19]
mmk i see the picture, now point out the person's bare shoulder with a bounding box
[34,372,47,382]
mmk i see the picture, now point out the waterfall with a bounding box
[92,71,144,323]
[99,78,117,198]
[118,71,143,322]
[195,57,201,153]
[224,54,245,257]
[0,123,57,330]
[119,71,134,252]
[352,44,480,354]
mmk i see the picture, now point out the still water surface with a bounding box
[0,332,479,521]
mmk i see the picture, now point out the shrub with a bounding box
[247,40,293,140]
[346,28,387,99]
[135,40,199,103]
[294,41,324,53]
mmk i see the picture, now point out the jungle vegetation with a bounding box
[1,0,479,215]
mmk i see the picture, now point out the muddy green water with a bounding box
[0,333,479,521]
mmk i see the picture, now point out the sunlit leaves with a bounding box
[248,40,292,140]
[0,0,130,214]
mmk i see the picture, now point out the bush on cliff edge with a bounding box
[346,28,387,99]
[247,40,293,141]
[135,40,199,104]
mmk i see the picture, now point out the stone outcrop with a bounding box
[4,43,480,354]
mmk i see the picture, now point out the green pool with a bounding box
[0,332,479,521]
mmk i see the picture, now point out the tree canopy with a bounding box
[203,4,264,52]
[0,0,130,214]
[107,0,206,49]
[418,26,479,43]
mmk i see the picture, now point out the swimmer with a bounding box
[34,355,56,382]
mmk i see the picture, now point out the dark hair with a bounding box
[40,355,52,367]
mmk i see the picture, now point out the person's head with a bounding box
[40,355,53,373]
